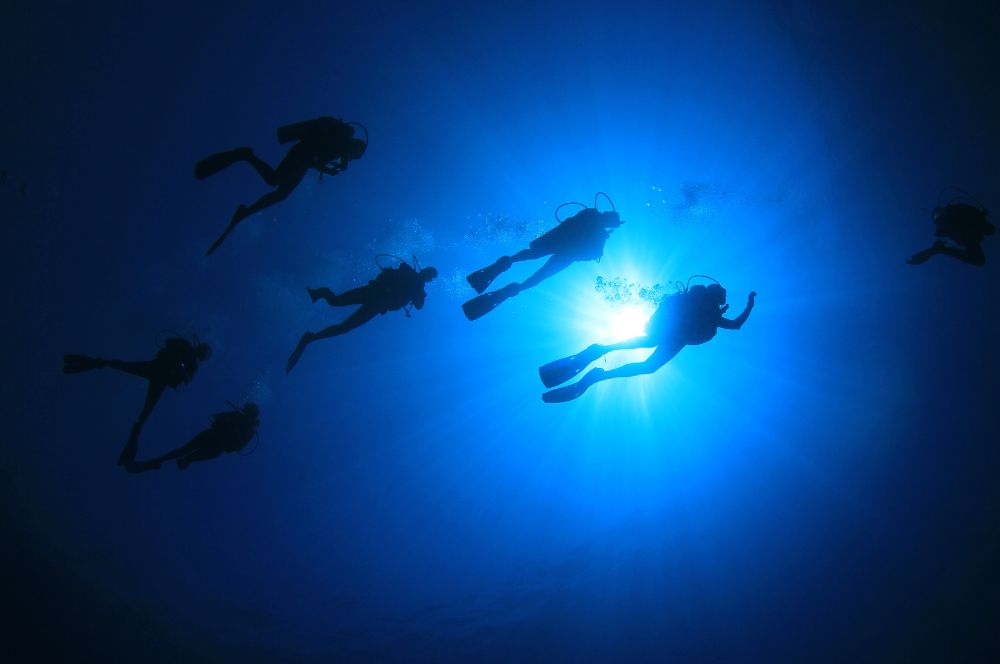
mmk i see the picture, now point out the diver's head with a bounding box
[705,283,727,306]
[196,343,213,362]
[347,138,368,160]
[601,211,623,228]
[242,402,260,420]
[420,267,439,282]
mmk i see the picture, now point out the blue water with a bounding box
[4,1,999,660]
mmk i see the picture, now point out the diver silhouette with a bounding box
[462,193,624,321]
[132,402,260,472]
[197,116,368,255]
[907,202,994,266]
[286,258,438,373]
[539,281,756,403]
[63,337,212,466]
[0,169,6,185]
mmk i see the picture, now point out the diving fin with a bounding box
[541,368,605,403]
[466,256,513,294]
[286,334,312,374]
[117,424,141,466]
[906,241,945,265]
[538,344,604,388]
[63,354,105,374]
[205,205,249,256]
[462,283,520,321]
[194,148,252,180]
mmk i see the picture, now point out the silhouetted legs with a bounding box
[309,306,380,341]
[539,335,659,388]
[144,431,223,470]
[463,251,575,320]
[593,339,684,381]
[308,285,370,307]
[241,152,280,185]
[62,355,167,465]
[118,380,166,465]
[542,338,685,403]
[518,253,574,290]
[907,240,986,266]
[205,145,312,255]
[94,360,167,465]
[286,304,381,372]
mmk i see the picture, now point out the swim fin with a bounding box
[194,147,252,180]
[286,334,313,373]
[117,424,141,466]
[541,368,605,403]
[205,206,249,256]
[538,344,604,388]
[63,354,105,374]
[462,283,520,321]
[466,256,513,294]
[308,287,334,304]
[906,241,945,265]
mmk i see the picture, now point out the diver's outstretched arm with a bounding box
[718,292,756,330]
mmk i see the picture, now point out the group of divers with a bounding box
[61,116,996,473]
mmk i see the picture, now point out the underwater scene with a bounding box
[3,0,999,660]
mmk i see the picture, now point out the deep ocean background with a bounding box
[2,1,999,660]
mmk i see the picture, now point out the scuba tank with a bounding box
[277,116,351,144]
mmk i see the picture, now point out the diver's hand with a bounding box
[720,304,730,314]
[747,291,757,307]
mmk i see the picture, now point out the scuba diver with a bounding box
[539,278,756,403]
[196,116,369,255]
[462,193,624,321]
[286,256,438,373]
[907,194,994,266]
[63,336,212,466]
[132,402,260,472]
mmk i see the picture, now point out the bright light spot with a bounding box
[595,303,652,344]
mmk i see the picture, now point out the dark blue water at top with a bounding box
[2,1,999,661]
